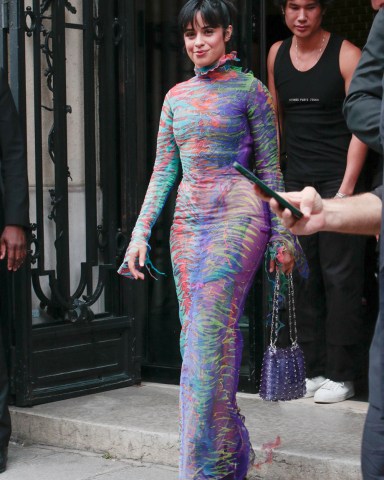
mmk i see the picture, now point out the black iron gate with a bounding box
[0,0,139,406]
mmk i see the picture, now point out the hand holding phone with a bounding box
[232,161,303,219]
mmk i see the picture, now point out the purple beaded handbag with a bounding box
[259,272,306,401]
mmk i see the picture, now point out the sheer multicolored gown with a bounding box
[118,53,304,480]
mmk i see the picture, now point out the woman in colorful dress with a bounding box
[119,0,305,478]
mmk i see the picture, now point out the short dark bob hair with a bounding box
[275,0,334,7]
[179,0,237,32]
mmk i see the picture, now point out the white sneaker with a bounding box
[314,380,355,403]
[304,376,328,398]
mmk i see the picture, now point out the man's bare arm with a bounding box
[265,187,382,236]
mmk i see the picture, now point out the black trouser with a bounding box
[0,295,11,448]
[362,404,384,479]
[361,312,384,478]
[286,178,366,381]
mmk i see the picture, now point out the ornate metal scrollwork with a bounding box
[39,8,72,172]
[40,0,77,16]
[27,1,114,324]
[28,224,41,265]
[65,299,95,323]
[46,124,73,180]
[25,6,37,37]
[31,263,113,323]
[40,0,52,14]
[47,189,60,221]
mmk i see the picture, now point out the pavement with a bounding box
[2,443,178,479]
[6,382,368,479]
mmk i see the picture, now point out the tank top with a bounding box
[274,34,351,182]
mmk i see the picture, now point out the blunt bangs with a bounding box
[179,0,236,32]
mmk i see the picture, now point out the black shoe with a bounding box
[0,446,7,473]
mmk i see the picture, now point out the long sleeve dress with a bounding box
[118,53,304,480]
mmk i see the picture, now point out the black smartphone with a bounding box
[233,161,303,219]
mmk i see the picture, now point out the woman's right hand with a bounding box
[127,243,147,280]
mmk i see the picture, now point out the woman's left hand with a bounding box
[269,245,295,274]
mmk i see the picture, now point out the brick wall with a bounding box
[323,0,376,48]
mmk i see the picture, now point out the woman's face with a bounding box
[184,11,232,68]
[283,0,324,38]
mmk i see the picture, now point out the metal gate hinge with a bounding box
[1,0,9,30]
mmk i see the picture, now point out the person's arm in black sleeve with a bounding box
[343,8,384,154]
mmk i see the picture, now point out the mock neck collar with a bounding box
[194,51,239,77]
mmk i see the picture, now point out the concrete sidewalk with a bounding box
[2,443,178,479]
[9,383,368,479]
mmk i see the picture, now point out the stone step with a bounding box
[10,383,367,480]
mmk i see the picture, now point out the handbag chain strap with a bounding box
[288,272,298,346]
[269,271,298,348]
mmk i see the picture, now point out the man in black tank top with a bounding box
[267,0,369,403]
